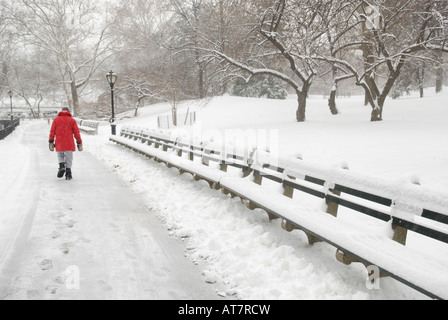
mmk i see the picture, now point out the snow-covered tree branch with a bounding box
[3,0,122,115]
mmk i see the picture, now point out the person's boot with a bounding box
[65,168,73,181]
[57,163,66,178]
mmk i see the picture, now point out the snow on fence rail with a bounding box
[110,125,448,300]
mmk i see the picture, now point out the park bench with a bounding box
[113,127,251,189]
[220,158,448,300]
[75,118,101,135]
[111,125,448,300]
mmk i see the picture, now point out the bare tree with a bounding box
[317,1,365,115]
[309,0,448,121]
[0,2,14,97]
[182,0,322,122]
[114,0,195,124]
[168,0,207,98]
[355,0,448,121]
[168,0,245,98]
[4,0,120,115]
[8,46,58,118]
[176,0,358,122]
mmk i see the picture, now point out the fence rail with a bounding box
[74,118,101,135]
[0,119,21,140]
[111,125,448,300]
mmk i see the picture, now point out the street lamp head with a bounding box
[8,90,13,98]
[106,71,117,86]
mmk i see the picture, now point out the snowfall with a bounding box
[0,89,448,300]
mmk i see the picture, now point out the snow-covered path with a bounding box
[0,121,221,300]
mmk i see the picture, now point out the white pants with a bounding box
[57,151,74,169]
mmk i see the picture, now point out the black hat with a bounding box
[62,107,70,112]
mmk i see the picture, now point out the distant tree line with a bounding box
[1,0,447,122]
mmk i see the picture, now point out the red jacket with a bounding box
[49,110,82,152]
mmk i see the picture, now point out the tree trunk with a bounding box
[370,106,382,121]
[370,91,387,122]
[199,64,205,99]
[296,81,312,122]
[364,92,370,106]
[417,64,425,98]
[62,82,73,111]
[134,98,142,117]
[360,84,382,122]
[436,66,444,94]
[71,81,80,116]
[328,65,339,115]
[172,106,177,126]
[328,86,338,115]
[194,39,205,98]
[37,95,43,118]
[296,90,307,122]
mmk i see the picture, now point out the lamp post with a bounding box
[8,90,13,122]
[106,71,118,135]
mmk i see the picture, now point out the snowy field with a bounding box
[123,91,448,194]
[88,90,448,300]
[1,89,447,300]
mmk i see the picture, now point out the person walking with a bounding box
[49,107,83,180]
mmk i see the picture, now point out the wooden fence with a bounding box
[111,125,448,300]
[0,119,20,140]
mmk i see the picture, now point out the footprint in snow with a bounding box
[61,242,75,255]
[51,231,61,239]
[46,276,65,295]
[39,259,53,271]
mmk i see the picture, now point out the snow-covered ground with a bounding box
[0,120,224,300]
[125,92,448,194]
[91,90,448,300]
[1,90,447,300]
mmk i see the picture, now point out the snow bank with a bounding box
[84,92,448,299]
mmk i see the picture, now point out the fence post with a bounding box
[392,223,408,246]
[283,181,294,199]
[246,168,262,211]
[202,144,210,167]
[253,170,262,185]
[326,162,349,217]
[189,146,194,161]
[220,162,228,172]
[392,176,420,246]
